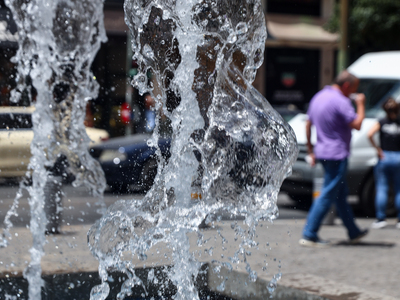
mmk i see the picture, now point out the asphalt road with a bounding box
[0,183,308,228]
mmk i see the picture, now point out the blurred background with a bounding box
[1,0,400,216]
[2,0,400,135]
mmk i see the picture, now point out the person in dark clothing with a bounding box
[368,97,400,229]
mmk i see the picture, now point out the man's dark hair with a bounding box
[334,70,358,87]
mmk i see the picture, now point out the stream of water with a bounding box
[1,0,107,299]
[1,0,298,299]
[89,1,298,299]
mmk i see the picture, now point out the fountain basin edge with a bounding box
[0,263,328,300]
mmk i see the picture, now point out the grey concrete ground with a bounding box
[0,187,399,299]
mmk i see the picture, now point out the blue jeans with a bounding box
[374,151,400,221]
[303,159,362,240]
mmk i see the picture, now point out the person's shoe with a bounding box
[299,236,330,248]
[349,229,368,244]
[198,219,212,229]
[371,220,388,229]
[45,228,61,235]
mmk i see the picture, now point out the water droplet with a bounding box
[267,280,277,294]
[249,270,257,282]
[216,280,225,291]
[143,44,154,59]
[90,283,110,300]
[227,33,237,43]
[236,22,248,35]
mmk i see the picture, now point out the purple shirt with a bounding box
[307,85,357,160]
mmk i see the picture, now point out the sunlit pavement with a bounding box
[0,184,308,227]
[0,185,399,299]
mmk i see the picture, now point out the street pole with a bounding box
[337,0,349,72]
[125,32,133,136]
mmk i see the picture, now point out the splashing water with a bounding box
[89,0,298,299]
[1,0,107,299]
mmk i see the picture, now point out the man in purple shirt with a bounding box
[299,70,368,247]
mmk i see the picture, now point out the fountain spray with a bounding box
[89,0,298,299]
[2,0,107,299]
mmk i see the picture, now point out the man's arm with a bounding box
[306,119,316,166]
[349,93,366,130]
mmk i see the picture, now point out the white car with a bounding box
[0,106,109,180]
[281,51,400,216]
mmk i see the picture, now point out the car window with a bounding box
[273,106,301,122]
[0,113,33,130]
[357,79,400,118]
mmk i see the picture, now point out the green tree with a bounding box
[325,0,400,64]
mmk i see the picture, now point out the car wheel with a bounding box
[287,193,312,209]
[360,174,396,218]
[138,157,158,192]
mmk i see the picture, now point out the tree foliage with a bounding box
[325,0,400,64]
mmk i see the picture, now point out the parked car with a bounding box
[89,134,171,193]
[92,129,288,194]
[274,105,302,122]
[281,51,400,216]
[0,106,109,180]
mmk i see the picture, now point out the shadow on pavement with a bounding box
[335,241,396,247]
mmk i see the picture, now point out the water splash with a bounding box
[1,0,107,299]
[89,0,297,299]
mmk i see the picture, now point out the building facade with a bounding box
[99,0,339,134]
[254,0,338,111]
[0,0,338,135]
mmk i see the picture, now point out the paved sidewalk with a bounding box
[1,217,399,299]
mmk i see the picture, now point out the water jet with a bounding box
[1,0,298,299]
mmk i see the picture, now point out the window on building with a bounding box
[265,47,320,111]
[104,0,124,8]
[104,0,124,3]
[267,0,321,17]
[92,35,128,137]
